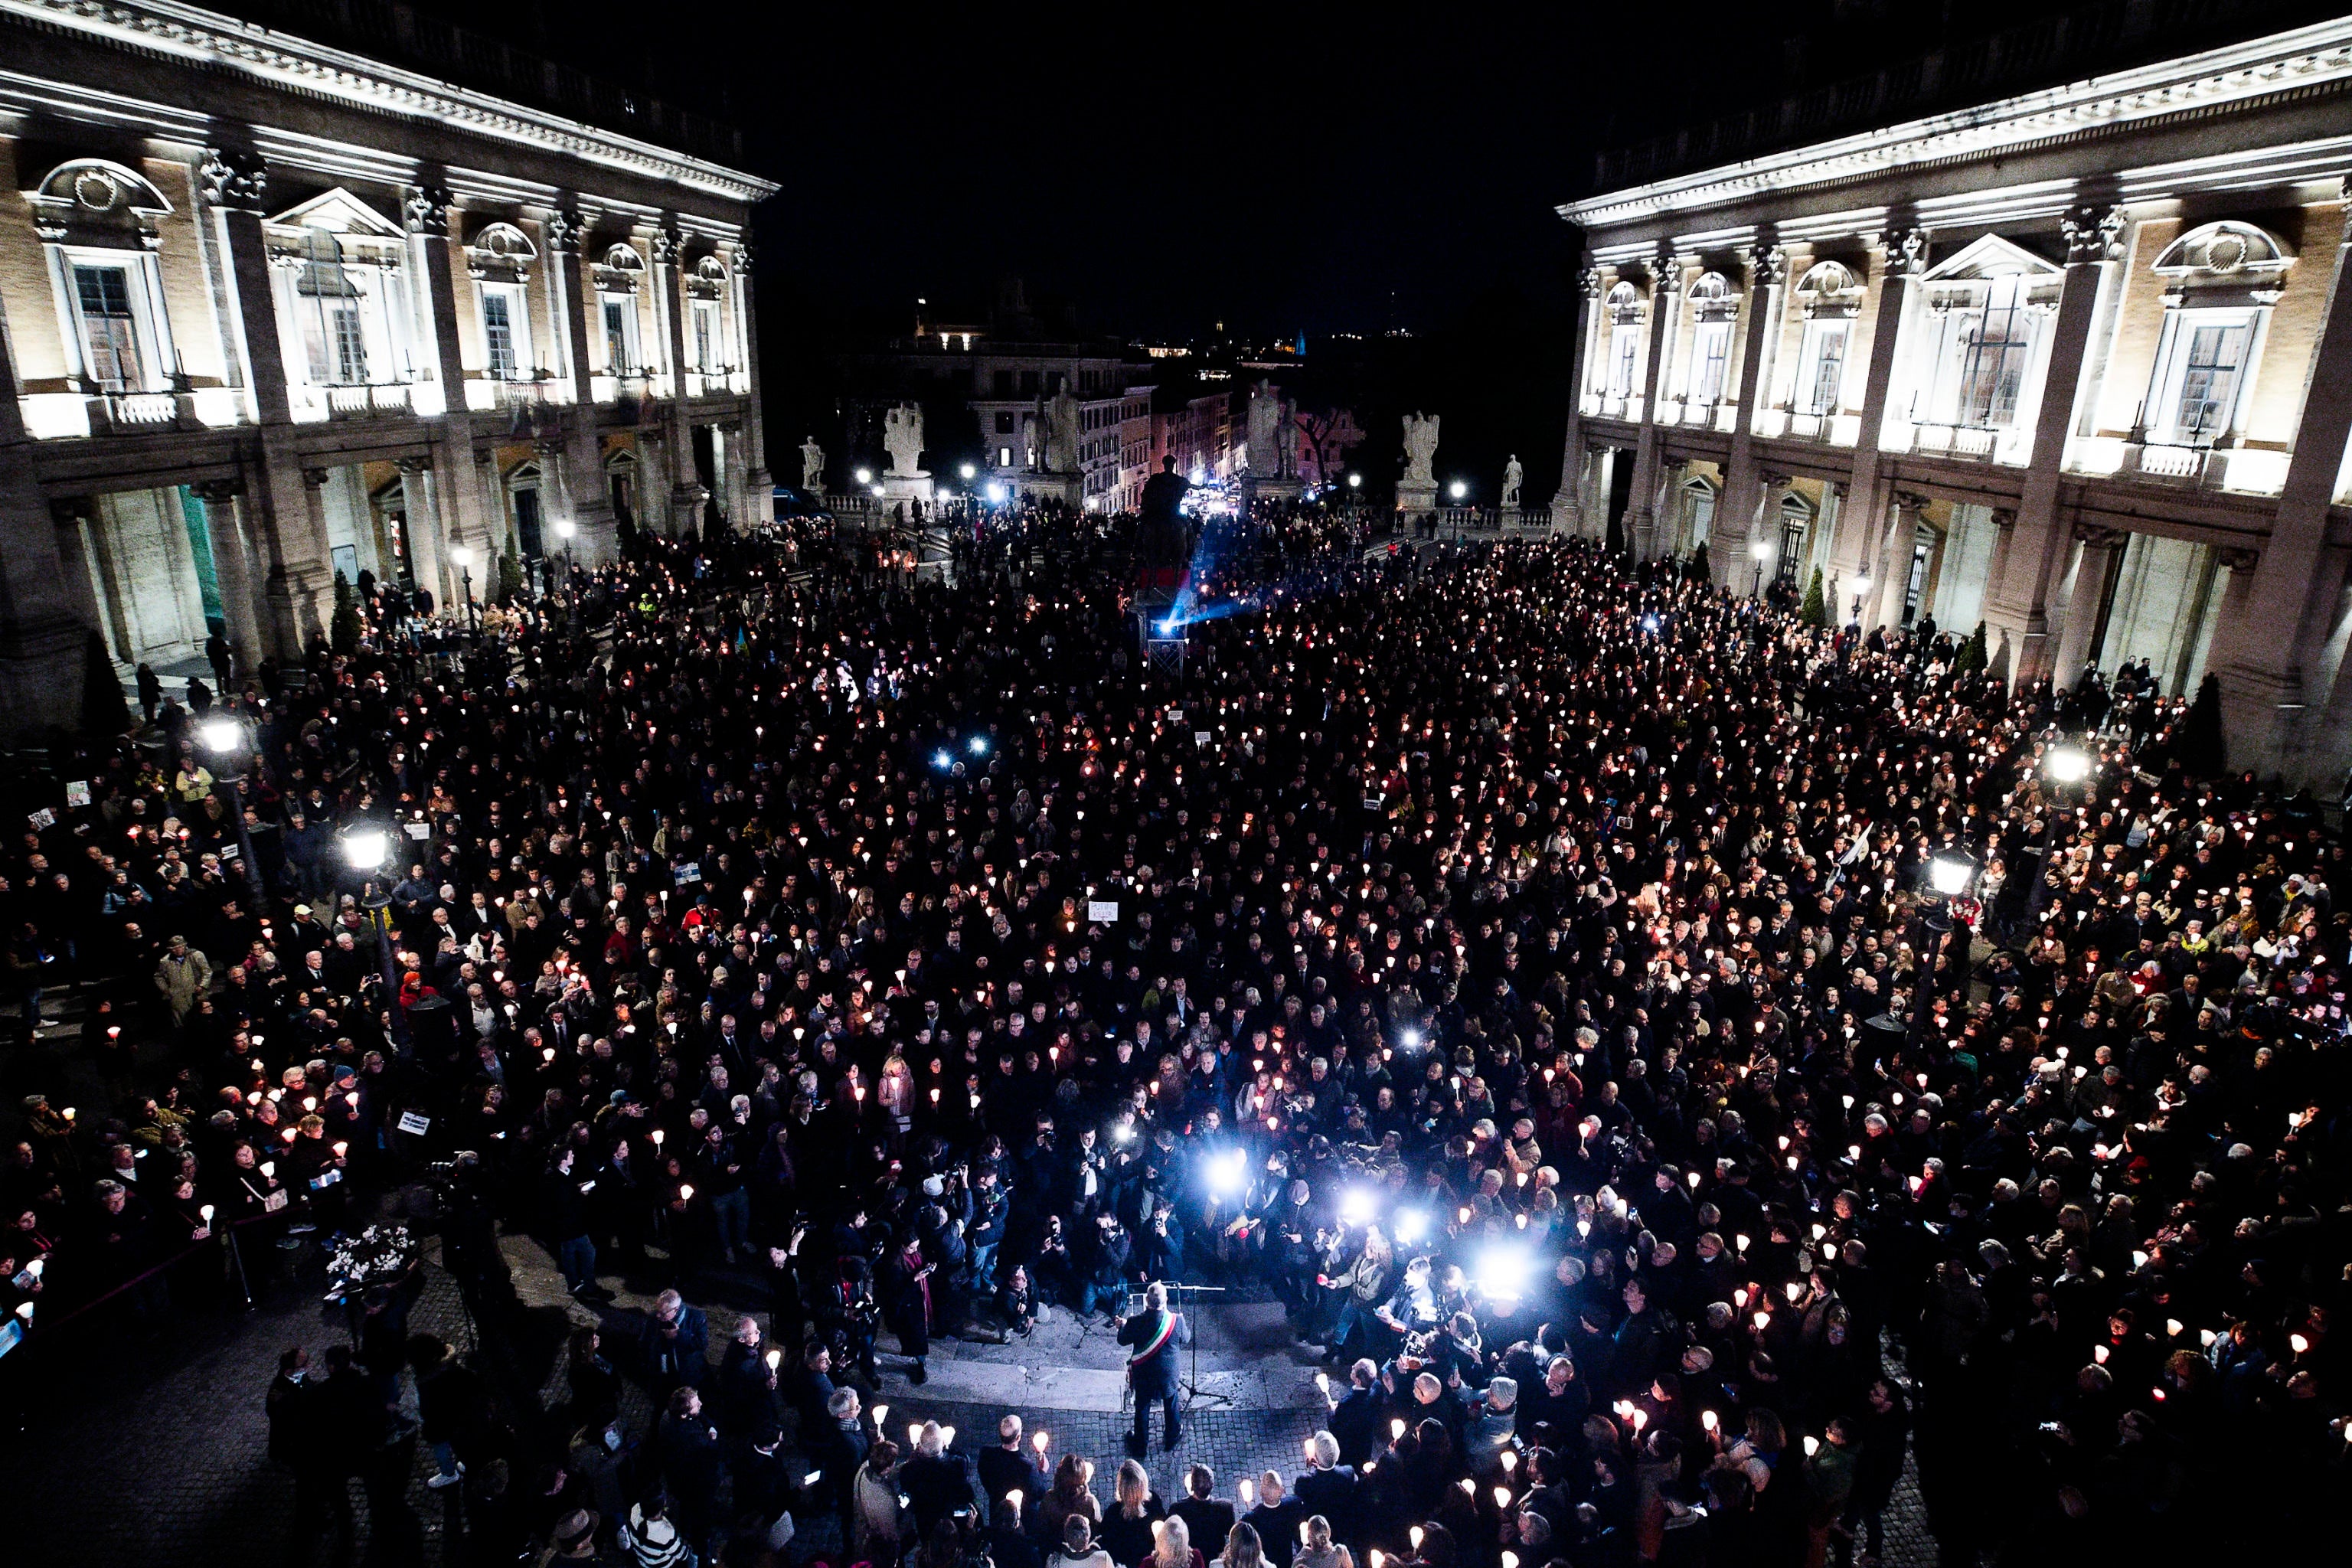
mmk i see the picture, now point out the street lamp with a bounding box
[199,714,269,913]
[959,463,977,481]
[340,823,402,1001]
[2027,743,2095,928]
[551,517,578,619]
[854,467,873,487]
[1908,849,1977,1056]
[1848,574,1872,626]
[1748,535,1774,596]
[449,544,479,633]
[1449,481,1467,501]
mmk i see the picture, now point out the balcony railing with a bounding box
[1911,421,2002,460]
[325,384,413,418]
[100,391,178,429]
[2132,441,2210,482]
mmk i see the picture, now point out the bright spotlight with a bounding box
[967,735,988,755]
[1399,1028,1422,1050]
[1393,1209,1430,1245]
[341,827,388,871]
[1475,1246,1534,1302]
[1927,851,1975,898]
[987,483,1008,503]
[1209,1148,1249,1196]
[2043,744,2091,785]
[933,750,952,770]
[198,717,240,756]
[1340,1187,1377,1227]
[1112,1122,1135,1144]
[1642,614,1659,632]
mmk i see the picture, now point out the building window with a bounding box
[602,295,639,373]
[1608,325,1640,397]
[1798,322,1848,416]
[73,263,144,390]
[691,301,719,370]
[482,287,528,380]
[1691,320,1731,404]
[1958,277,2032,426]
[2175,321,2249,443]
[295,230,368,386]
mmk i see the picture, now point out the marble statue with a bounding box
[1247,381,1283,478]
[1501,454,1523,509]
[1402,412,1440,487]
[882,403,926,478]
[1042,389,1080,473]
[800,435,825,493]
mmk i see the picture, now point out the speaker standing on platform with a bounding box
[1120,1280,1188,1455]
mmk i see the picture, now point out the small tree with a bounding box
[1955,621,1988,676]
[329,570,363,655]
[498,547,522,605]
[2174,672,2226,778]
[1798,567,1827,627]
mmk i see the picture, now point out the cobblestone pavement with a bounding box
[3,1203,1941,1568]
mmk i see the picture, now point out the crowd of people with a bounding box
[1,503,2347,1568]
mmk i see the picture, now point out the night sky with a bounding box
[503,1,1819,343]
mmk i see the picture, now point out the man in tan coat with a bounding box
[153,934,211,1027]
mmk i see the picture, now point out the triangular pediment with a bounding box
[1922,233,2062,282]
[265,187,404,239]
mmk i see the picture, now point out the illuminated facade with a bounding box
[1557,14,2352,786]
[0,0,776,729]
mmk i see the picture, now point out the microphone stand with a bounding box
[1174,1282,1233,1413]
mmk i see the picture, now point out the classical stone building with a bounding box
[1557,11,2352,787]
[0,0,775,732]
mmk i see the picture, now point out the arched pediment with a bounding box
[2151,220,2292,279]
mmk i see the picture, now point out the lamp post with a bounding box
[198,714,270,915]
[1847,575,1872,629]
[339,823,403,1004]
[552,517,579,627]
[1906,849,1977,1060]
[2027,743,2093,929]
[1448,480,1468,543]
[1749,535,1774,597]
[448,544,479,635]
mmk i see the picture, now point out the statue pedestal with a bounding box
[1396,482,1438,518]
[1246,475,1305,505]
[1013,472,1084,507]
[880,472,934,505]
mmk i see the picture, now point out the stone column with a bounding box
[2048,526,2125,691]
[544,207,619,567]
[401,184,499,593]
[1623,253,1684,558]
[1715,243,1786,587]
[0,313,84,730]
[191,480,264,675]
[1831,226,1929,599]
[1983,204,2125,685]
[199,149,292,426]
[398,457,449,612]
[1559,265,1602,534]
[2217,197,2352,776]
[1865,491,1929,629]
[733,242,773,513]
[652,224,704,541]
[1748,474,1793,596]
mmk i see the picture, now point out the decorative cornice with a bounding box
[401,184,450,237]
[1657,251,1687,295]
[544,207,584,255]
[1558,15,2352,232]
[649,224,683,266]
[0,0,779,207]
[2060,204,2128,265]
[198,145,266,211]
[1887,226,1932,276]
[1747,243,1787,286]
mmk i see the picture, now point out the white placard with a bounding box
[1086,900,1119,923]
[396,1110,431,1136]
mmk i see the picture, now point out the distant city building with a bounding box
[1558,8,2352,786]
[0,0,775,730]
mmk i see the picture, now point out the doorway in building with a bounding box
[369,477,416,593]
